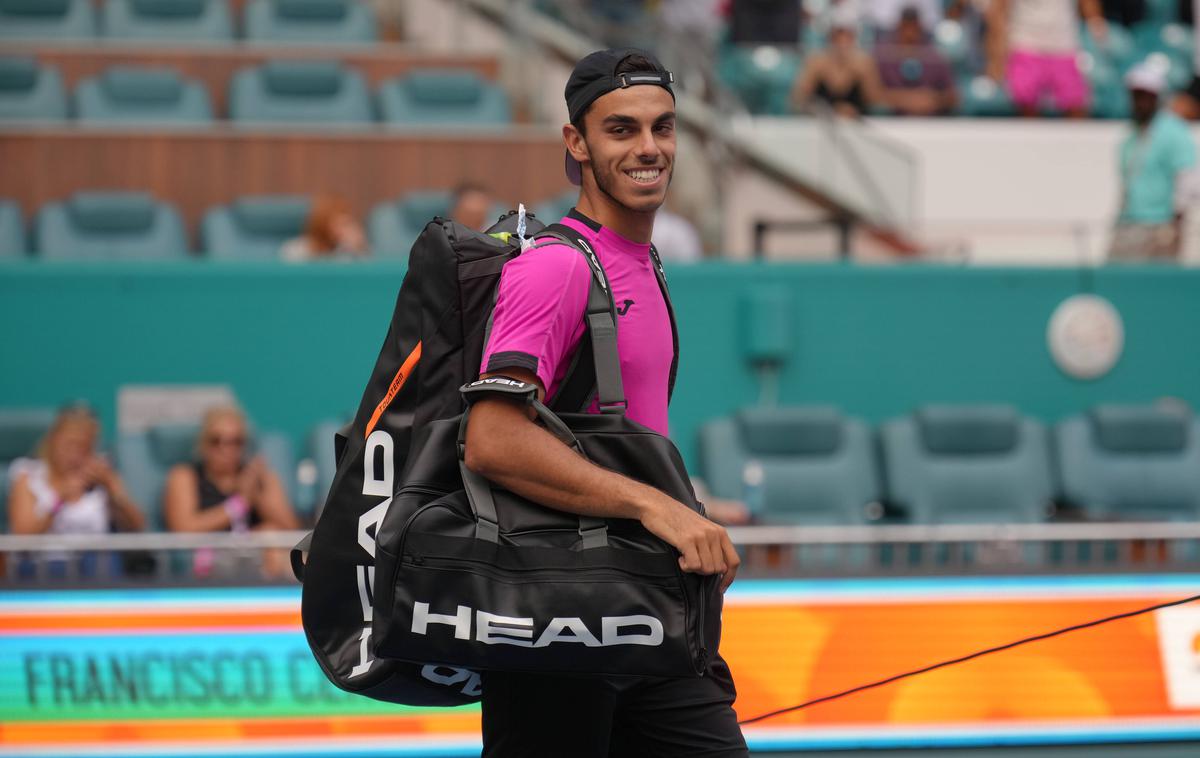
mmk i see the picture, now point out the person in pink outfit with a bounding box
[987,0,1108,117]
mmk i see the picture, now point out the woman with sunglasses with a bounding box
[163,405,299,577]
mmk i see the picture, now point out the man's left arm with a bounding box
[1172,131,1200,253]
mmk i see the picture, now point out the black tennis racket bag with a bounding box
[371,377,722,678]
[291,210,555,706]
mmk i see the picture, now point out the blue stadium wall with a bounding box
[2,261,1198,468]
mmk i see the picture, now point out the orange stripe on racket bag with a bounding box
[365,341,421,438]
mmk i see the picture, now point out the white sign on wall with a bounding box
[1155,606,1200,710]
[116,385,236,433]
[1046,294,1125,380]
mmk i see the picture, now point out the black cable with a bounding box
[737,592,1200,726]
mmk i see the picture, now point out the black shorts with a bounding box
[480,654,749,758]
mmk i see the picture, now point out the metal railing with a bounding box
[727,521,1200,576]
[3,521,1198,586]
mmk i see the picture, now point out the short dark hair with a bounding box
[451,182,491,204]
[571,52,661,136]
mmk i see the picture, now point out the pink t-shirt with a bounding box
[480,212,674,436]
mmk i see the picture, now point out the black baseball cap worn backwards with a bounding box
[564,48,675,185]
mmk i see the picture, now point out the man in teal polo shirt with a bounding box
[1110,63,1199,260]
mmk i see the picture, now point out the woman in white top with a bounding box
[7,405,145,578]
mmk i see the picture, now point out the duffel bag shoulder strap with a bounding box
[648,242,680,403]
[535,224,626,415]
[456,377,608,549]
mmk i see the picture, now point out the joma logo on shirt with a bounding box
[411,602,664,647]
[616,299,635,316]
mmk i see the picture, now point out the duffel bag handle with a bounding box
[456,377,608,549]
[290,531,312,583]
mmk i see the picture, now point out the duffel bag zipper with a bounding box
[402,553,676,586]
[379,495,460,619]
[674,561,710,676]
[397,484,450,498]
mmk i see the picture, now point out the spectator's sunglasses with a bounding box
[206,434,246,449]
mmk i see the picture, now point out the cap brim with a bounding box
[565,150,582,186]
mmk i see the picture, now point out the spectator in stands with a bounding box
[658,0,723,99]
[7,405,146,578]
[791,10,885,118]
[449,182,494,232]
[875,6,958,115]
[986,0,1107,118]
[652,207,704,262]
[280,195,368,262]
[1172,77,1200,120]
[1171,3,1200,120]
[861,0,943,33]
[692,479,752,526]
[163,405,299,577]
[1109,63,1198,259]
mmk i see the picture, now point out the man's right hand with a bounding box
[638,496,740,592]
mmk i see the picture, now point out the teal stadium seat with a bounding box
[228,60,373,125]
[202,195,311,259]
[243,0,376,45]
[0,0,96,40]
[933,19,974,80]
[74,66,213,124]
[1081,22,1138,73]
[881,405,1053,524]
[0,199,25,257]
[1056,405,1200,521]
[377,70,512,127]
[697,406,880,524]
[1143,0,1181,24]
[717,44,802,115]
[1158,23,1196,69]
[306,419,346,519]
[0,408,55,533]
[368,191,451,256]
[35,191,189,260]
[0,57,67,121]
[1130,24,1194,89]
[118,422,296,530]
[958,75,1016,117]
[1087,57,1130,119]
[101,0,233,42]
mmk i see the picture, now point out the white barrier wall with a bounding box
[870,118,1200,264]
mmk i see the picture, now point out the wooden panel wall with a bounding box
[9,44,501,117]
[0,128,572,240]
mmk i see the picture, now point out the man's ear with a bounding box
[563,123,589,164]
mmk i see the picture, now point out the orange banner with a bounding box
[3,577,1200,754]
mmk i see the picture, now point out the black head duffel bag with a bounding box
[373,378,723,677]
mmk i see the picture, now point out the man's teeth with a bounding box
[627,169,661,183]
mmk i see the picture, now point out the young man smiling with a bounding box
[463,49,748,756]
